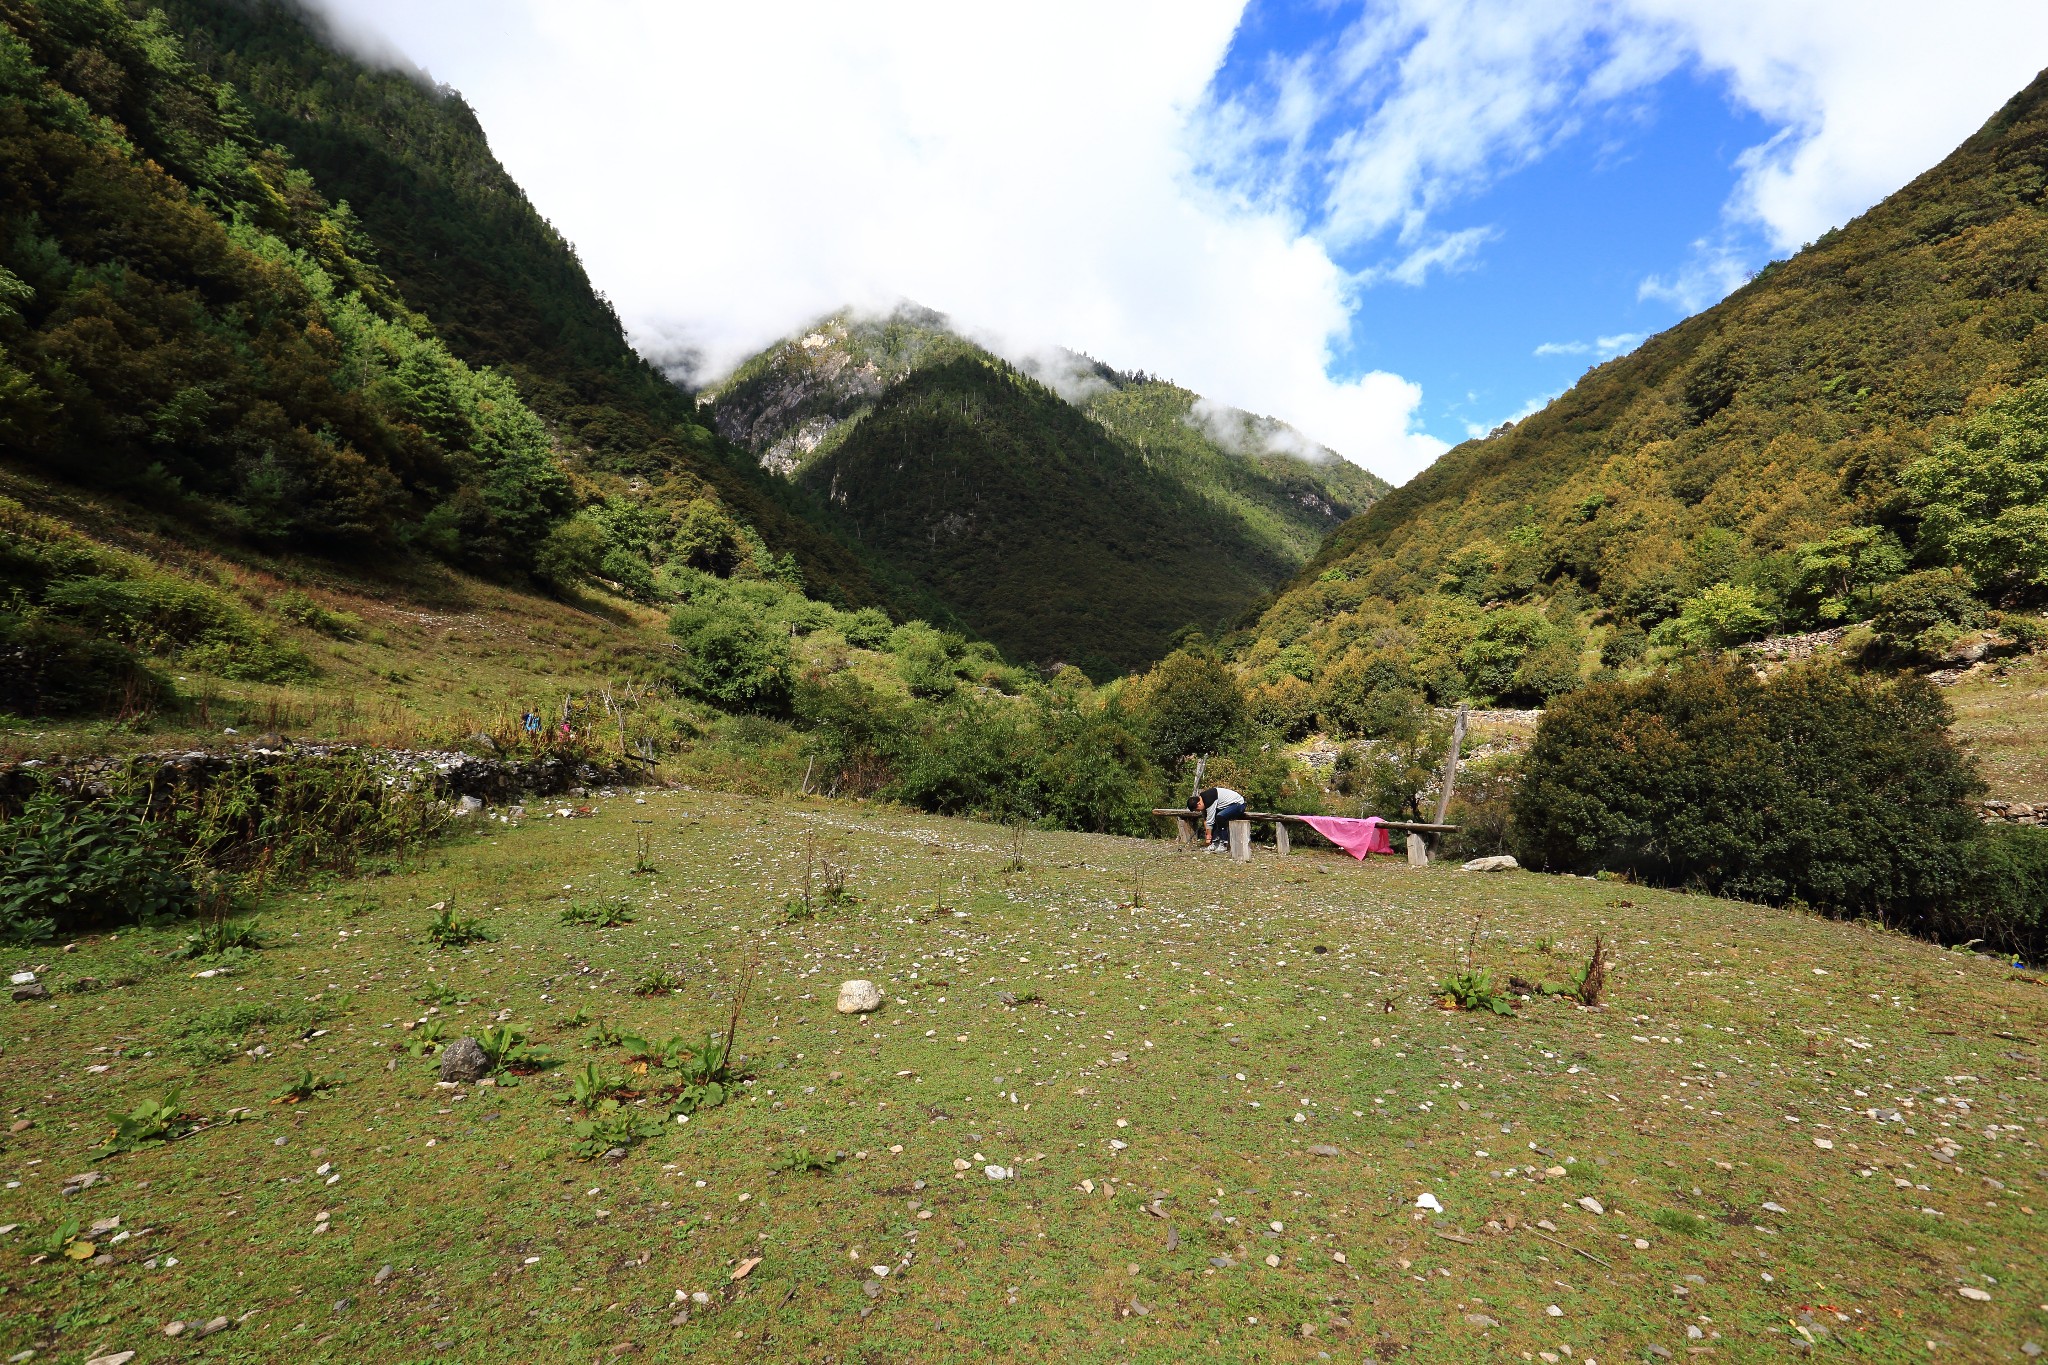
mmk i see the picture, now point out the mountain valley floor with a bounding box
[3,794,2045,1363]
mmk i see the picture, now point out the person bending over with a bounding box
[1188,785,1247,853]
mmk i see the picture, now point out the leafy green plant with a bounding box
[632,968,683,996]
[270,1069,339,1104]
[1437,968,1515,1017]
[417,982,464,1006]
[556,1007,593,1029]
[424,903,491,947]
[582,1019,625,1050]
[175,916,265,960]
[568,1061,614,1115]
[95,1090,192,1157]
[570,1100,668,1159]
[773,1146,841,1176]
[0,787,194,941]
[626,831,658,876]
[405,1018,449,1057]
[31,1218,94,1263]
[475,1024,545,1076]
[560,899,635,928]
[667,1032,737,1114]
[1569,937,1609,1006]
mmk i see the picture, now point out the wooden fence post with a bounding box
[1228,819,1251,863]
[1426,707,1468,862]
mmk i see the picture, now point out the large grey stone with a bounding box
[438,1037,490,1083]
[1460,855,1520,873]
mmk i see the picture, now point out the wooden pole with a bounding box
[1432,708,1468,827]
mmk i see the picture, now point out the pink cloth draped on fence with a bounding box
[1299,815,1393,859]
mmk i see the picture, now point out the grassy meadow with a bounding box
[3,792,2045,1363]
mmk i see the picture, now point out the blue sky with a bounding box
[318,0,2048,481]
[1312,71,1777,441]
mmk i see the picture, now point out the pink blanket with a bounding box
[1300,815,1393,859]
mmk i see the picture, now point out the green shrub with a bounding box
[794,674,910,798]
[275,591,359,638]
[1870,569,1986,655]
[1129,647,1247,765]
[597,548,658,602]
[669,599,794,714]
[895,631,957,700]
[1032,700,1158,835]
[1460,607,1559,701]
[0,788,194,941]
[160,753,449,884]
[1655,582,1776,651]
[36,575,310,682]
[1967,825,2048,959]
[1794,526,1907,622]
[1316,648,1418,738]
[841,606,894,649]
[1513,662,1983,932]
[1903,378,2048,599]
[0,613,166,716]
[887,699,1038,820]
[1246,675,1318,741]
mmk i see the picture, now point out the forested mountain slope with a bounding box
[711,308,1388,671]
[794,354,1309,675]
[1236,66,2048,715]
[147,0,884,603]
[1,0,573,567]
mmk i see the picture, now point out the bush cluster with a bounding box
[1512,661,2048,955]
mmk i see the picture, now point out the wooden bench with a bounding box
[1150,809,1459,865]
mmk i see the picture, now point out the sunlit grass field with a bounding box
[4,792,2044,1363]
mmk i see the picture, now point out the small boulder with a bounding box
[453,796,484,818]
[1460,855,1520,873]
[438,1037,490,1083]
[11,982,49,1002]
[837,980,884,1014]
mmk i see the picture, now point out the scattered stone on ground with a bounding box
[836,980,884,1014]
[438,1037,489,1083]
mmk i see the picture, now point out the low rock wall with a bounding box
[1981,800,2045,827]
[0,740,650,810]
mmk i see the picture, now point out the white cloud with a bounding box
[302,0,2048,487]
[1533,332,1647,359]
[1208,0,2048,313]
[1361,225,1501,287]
[302,0,1446,481]
[1629,0,2048,251]
[1461,390,1559,440]
[1638,237,1755,312]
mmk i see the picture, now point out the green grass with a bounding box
[1948,650,2048,799]
[3,795,2045,1362]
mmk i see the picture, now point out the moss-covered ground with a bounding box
[3,793,2045,1363]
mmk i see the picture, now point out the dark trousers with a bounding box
[1207,801,1246,844]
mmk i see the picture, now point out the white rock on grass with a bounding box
[1460,855,1520,872]
[837,980,884,1014]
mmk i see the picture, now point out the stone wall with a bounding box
[0,740,650,811]
[1980,800,2045,827]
